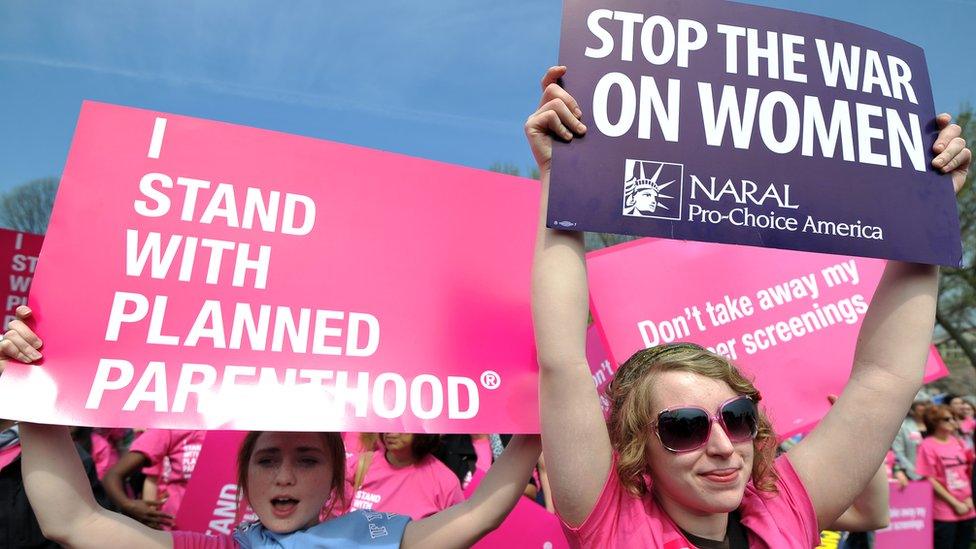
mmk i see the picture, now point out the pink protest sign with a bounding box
[876,481,933,549]
[0,101,541,433]
[176,431,253,534]
[587,238,948,438]
[585,325,614,419]
[0,228,43,328]
[462,469,569,549]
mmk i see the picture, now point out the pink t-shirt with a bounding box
[562,455,819,549]
[916,436,976,522]
[90,431,119,479]
[346,450,463,519]
[473,437,493,471]
[130,429,206,528]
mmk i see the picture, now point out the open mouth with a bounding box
[271,497,299,516]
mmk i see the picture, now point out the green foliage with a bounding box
[935,105,976,371]
[487,162,540,180]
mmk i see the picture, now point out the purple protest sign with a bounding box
[550,0,961,266]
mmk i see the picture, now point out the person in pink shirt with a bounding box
[347,433,464,519]
[103,429,206,530]
[916,404,976,549]
[471,434,494,472]
[69,427,119,479]
[526,65,969,548]
[91,430,119,479]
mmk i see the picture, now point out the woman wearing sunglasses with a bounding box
[917,404,976,549]
[526,66,970,548]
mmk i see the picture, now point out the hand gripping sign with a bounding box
[0,228,43,327]
[0,102,541,433]
[586,238,948,439]
[549,0,962,266]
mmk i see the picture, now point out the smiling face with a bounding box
[646,371,754,517]
[245,432,336,533]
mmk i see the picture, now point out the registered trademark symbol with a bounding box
[480,370,501,390]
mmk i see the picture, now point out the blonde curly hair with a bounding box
[606,343,779,497]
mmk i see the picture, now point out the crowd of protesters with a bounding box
[0,64,971,548]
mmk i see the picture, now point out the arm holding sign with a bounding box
[526,66,611,527]
[1,308,171,549]
[788,114,970,528]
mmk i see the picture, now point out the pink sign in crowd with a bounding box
[0,2,972,548]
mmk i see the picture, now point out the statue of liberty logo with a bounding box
[622,159,683,220]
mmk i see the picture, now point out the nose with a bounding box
[704,421,735,457]
[273,460,297,486]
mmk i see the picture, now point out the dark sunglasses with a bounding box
[652,395,760,453]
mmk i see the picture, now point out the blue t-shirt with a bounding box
[234,511,411,548]
[167,510,409,549]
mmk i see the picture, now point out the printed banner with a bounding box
[175,431,252,534]
[586,238,948,438]
[0,101,541,432]
[0,228,43,328]
[876,481,933,549]
[462,469,569,549]
[550,0,961,266]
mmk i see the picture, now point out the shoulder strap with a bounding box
[353,451,374,492]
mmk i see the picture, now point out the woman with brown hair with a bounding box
[917,404,976,549]
[526,65,970,547]
[346,433,463,519]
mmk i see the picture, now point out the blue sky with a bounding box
[1,0,973,193]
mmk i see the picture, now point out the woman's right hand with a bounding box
[524,66,586,171]
[0,305,42,373]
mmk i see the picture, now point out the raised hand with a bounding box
[524,66,586,171]
[0,305,42,374]
[932,113,971,194]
